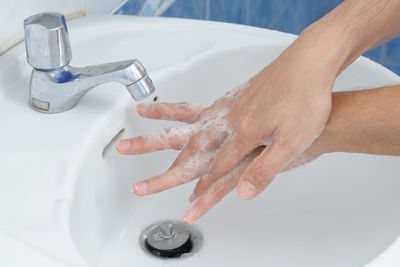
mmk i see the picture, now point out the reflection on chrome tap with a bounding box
[24,12,155,113]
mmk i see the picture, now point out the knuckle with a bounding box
[234,114,255,143]
[236,116,251,136]
[211,180,225,194]
[214,189,226,201]
[208,184,226,202]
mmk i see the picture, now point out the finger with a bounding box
[132,150,215,196]
[168,119,232,170]
[188,132,259,202]
[183,164,243,224]
[137,102,205,122]
[186,89,236,123]
[183,147,262,224]
[117,124,198,154]
[237,135,299,200]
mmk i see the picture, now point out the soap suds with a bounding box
[198,118,233,149]
[214,81,250,106]
[175,150,216,183]
[139,102,205,122]
[281,125,325,171]
[142,124,200,151]
[299,126,325,154]
[283,153,318,172]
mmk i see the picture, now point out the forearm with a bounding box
[294,0,400,77]
[311,86,400,156]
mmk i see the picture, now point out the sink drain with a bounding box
[140,220,203,259]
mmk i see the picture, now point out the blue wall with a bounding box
[115,0,400,75]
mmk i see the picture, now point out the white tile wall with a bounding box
[0,0,123,55]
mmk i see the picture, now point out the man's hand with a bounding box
[117,100,324,223]
[117,0,400,223]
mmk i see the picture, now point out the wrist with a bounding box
[297,18,356,77]
[305,92,348,156]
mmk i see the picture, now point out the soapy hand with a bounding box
[117,38,336,223]
[117,100,323,223]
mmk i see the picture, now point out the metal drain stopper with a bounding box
[145,221,192,258]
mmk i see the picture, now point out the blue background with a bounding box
[115,0,400,75]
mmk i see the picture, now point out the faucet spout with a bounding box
[29,59,155,113]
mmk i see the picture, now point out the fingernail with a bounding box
[183,208,197,224]
[238,180,258,200]
[133,182,147,195]
[117,140,131,152]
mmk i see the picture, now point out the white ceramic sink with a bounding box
[0,15,400,267]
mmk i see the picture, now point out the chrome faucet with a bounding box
[24,12,155,113]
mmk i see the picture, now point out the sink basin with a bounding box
[1,15,400,267]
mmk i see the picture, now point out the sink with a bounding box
[1,15,400,267]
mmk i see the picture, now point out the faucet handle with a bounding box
[24,12,72,70]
